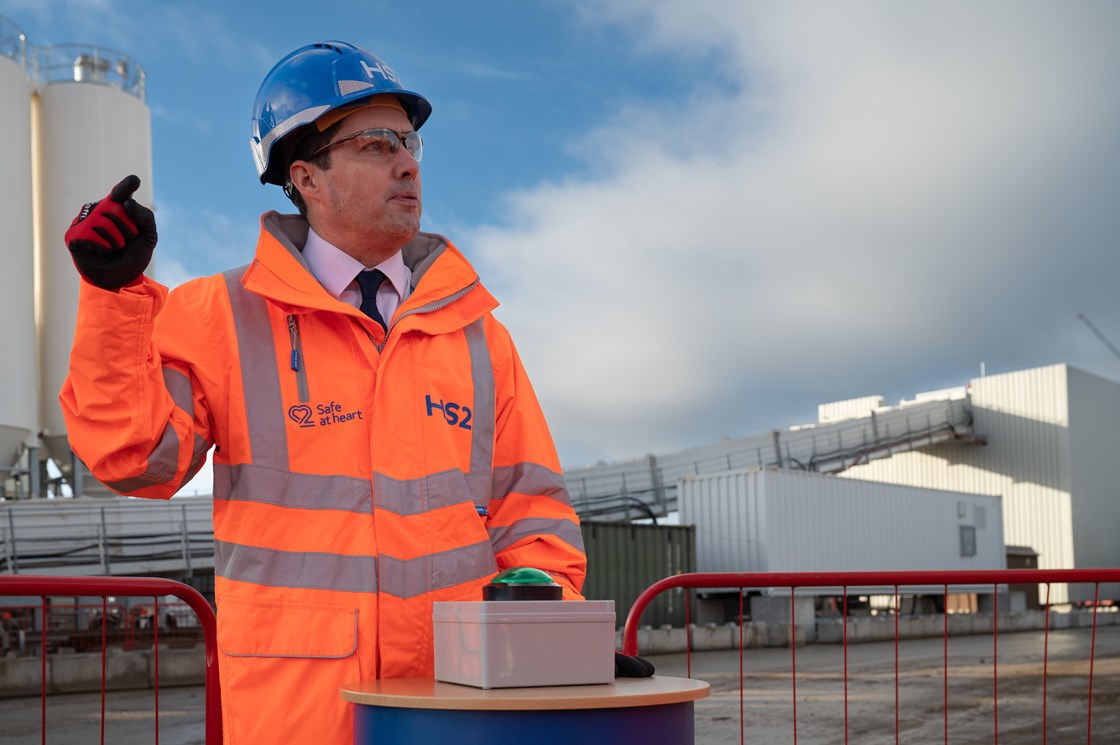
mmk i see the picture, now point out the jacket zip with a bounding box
[374,279,480,352]
[287,314,310,402]
[370,277,479,681]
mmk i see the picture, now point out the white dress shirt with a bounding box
[302,227,412,324]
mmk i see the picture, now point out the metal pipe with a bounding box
[5,508,17,573]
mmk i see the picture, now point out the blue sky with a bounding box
[5,1,1120,480]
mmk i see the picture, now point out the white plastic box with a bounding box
[432,600,615,689]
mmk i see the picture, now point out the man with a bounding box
[60,41,590,742]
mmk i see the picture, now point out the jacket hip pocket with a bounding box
[216,596,360,744]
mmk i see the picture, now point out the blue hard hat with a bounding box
[250,41,432,185]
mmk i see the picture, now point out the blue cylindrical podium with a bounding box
[341,676,709,745]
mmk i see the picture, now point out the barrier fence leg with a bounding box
[843,588,849,745]
[894,585,899,745]
[155,595,161,745]
[1043,583,1051,745]
[1087,583,1100,745]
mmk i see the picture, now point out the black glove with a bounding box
[65,174,157,290]
[615,651,655,678]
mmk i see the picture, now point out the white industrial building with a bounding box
[0,16,152,499]
[838,364,1120,604]
[564,363,1120,605]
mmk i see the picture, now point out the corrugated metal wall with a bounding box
[580,521,695,629]
[1066,367,1120,601]
[841,364,1120,604]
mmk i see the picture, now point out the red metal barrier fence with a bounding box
[0,575,220,745]
[3,601,203,655]
[623,569,1120,745]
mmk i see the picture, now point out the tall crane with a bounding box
[1078,313,1120,364]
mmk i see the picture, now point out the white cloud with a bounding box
[467,2,1120,464]
[151,254,197,290]
[458,61,531,82]
[7,0,275,71]
[149,5,275,71]
[151,103,213,134]
[2,0,115,28]
[152,203,260,288]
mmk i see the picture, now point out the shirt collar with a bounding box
[303,227,410,301]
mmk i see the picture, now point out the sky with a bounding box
[5,1,1120,485]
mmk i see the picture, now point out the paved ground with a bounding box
[662,624,1120,744]
[0,625,1115,743]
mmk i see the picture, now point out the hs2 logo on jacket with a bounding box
[425,395,472,430]
[288,401,364,429]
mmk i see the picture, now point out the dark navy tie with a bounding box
[357,269,387,328]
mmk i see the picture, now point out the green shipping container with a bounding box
[580,521,696,629]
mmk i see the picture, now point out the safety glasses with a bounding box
[310,127,423,163]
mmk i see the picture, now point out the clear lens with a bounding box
[349,129,423,162]
[312,128,423,162]
[355,130,397,157]
[400,131,423,162]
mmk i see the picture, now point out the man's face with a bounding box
[301,105,422,264]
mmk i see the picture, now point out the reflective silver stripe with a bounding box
[379,540,496,599]
[213,462,552,516]
[211,459,539,517]
[162,368,210,489]
[105,422,181,492]
[214,462,558,516]
[215,539,377,593]
[163,368,193,415]
[213,463,372,513]
[374,468,492,516]
[464,319,494,476]
[256,104,331,174]
[185,434,209,483]
[214,538,496,598]
[224,268,289,470]
[493,462,572,506]
[489,517,586,554]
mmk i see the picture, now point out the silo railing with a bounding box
[0,15,27,66]
[34,43,146,101]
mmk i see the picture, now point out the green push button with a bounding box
[484,566,563,600]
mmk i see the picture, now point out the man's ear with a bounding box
[289,160,319,205]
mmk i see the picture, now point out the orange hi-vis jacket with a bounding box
[61,212,587,744]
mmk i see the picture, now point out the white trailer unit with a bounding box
[679,467,1004,595]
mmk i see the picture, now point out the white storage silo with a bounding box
[35,44,153,488]
[0,18,38,475]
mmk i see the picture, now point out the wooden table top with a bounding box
[340,676,710,711]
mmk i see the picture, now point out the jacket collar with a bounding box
[241,212,498,326]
